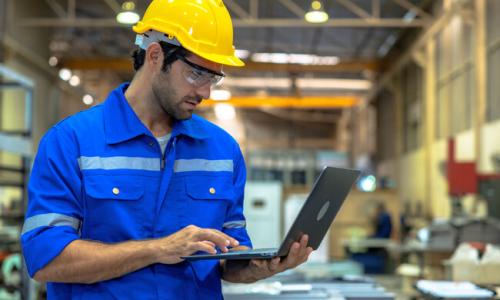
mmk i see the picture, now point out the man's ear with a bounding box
[145,42,163,68]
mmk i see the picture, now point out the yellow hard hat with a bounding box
[133,0,244,67]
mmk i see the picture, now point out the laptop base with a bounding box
[182,248,279,261]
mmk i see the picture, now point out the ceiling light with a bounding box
[251,53,338,65]
[82,94,94,106]
[210,89,232,101]
[58,68,72,81]
[358,175,377,192]
[235,49,250,60]
[116,1,140,25]
[48,56,58,67]
[305,1,329,24]
[214,104,236,120]
[49,41,69,52]
[296,78,372,90]
[69,75,81,86]
[377,33,397,57]
[223,77,291,89]
[403,10,417,23]
[222,77,371,90]
[251,53,289,64]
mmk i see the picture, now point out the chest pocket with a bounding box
[83,174,148,242]
[86,177,144,200]
[182,175,234,230]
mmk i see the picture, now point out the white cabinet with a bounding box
[285,194,330,263]
[244,181,282,248]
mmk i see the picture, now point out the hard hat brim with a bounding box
[202,52,245,67]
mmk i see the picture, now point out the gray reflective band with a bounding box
[174,159,233,173]
[78,156,160,171]
[22,213,81,235]
[223,220,246,229]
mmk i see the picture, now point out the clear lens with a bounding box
[178,56,224,87]
[182,69,223,87]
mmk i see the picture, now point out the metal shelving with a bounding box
[0,63,34,300]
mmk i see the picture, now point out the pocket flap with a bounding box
[85,175,144,200]
[186,176,235,201]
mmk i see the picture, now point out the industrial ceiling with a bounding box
[17,0,433,107]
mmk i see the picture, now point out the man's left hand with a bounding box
[222,234,313,283]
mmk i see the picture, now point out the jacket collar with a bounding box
[103,83,209,144]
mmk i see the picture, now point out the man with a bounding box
[372,202,392,239]
[21,0,312,299]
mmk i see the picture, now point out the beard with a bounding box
[151,74,202,121]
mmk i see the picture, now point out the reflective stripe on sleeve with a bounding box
[223,220,246,229]
[174,159,233,173]
[22,213,81,235]
[78,156,160,171]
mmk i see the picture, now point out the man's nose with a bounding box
[195,82,211,100]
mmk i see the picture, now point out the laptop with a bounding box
[182,166,360,261]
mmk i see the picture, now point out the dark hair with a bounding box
[132,41,188,72]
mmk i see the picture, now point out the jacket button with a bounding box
[112,187,120,195]
[209,187,216,194]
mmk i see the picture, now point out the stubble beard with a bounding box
[152,77,190,121]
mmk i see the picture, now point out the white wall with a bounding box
[380,119,500,219]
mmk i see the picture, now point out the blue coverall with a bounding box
[21,83,252,299]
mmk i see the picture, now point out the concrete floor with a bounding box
[371,275,414,300]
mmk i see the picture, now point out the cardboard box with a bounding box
[451,261,500,284]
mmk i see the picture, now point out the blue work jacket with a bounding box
[21,83,252,299]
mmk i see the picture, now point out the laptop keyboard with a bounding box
[227,248,278,255]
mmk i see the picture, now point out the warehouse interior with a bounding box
[1,0,500,299]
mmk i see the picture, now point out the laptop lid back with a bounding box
[276,166,360,256]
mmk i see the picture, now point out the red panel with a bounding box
[448,162,477,195]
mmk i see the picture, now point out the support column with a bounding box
[389,80,403,200]
[474,0,486,172]
[424,39,436,218]
[0,0,6,62]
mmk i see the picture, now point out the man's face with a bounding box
[151,52,223,121]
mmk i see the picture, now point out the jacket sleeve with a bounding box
[221,144,252,248]
[20,126,83,277]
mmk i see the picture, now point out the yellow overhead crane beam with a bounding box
[200,96,360,109]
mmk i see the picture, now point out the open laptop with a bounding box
[182,166,360,261]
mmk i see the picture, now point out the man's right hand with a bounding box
[151,225,240,264]
[32,225,238,283]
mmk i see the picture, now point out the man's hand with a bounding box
[32,225,239,283]
[151,225,240,264]
[222,234,313,283]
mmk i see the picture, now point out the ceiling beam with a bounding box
[372,0,381,18]
[200,96,360,109]
[224,0,251,19]
[249,0,259,19]
[367,0,462,102]
[337,0,372,19]
[60,57,382,73]
[392,0,432,19]
[19,17,430,28]
[45,0,66,18]
[277,0,306,18]
[229,60,381,73]
[241,18,429,28]
[67,0,76,20]
[102,0,120,13]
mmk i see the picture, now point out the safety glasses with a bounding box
[176,55,225,87]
